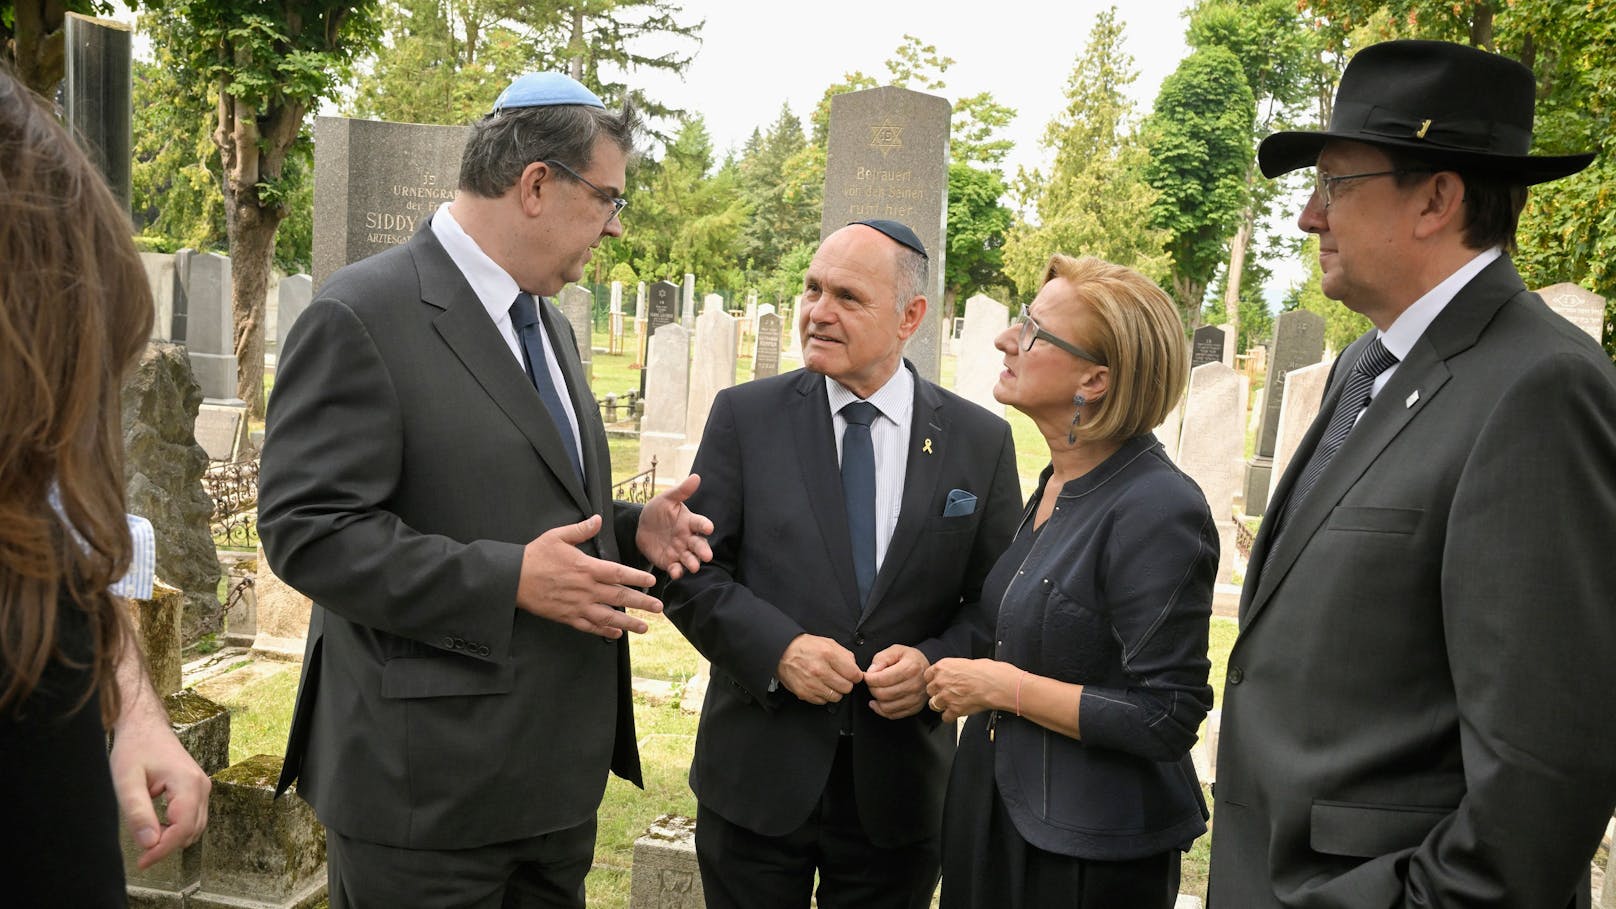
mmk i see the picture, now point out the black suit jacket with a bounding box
[259,223,642,850]
[1210,257,1616,908]
[663,365,1020,847]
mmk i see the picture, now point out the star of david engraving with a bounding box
[869,123,904,157]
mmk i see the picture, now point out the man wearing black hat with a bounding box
[662,221,1021,908]
[1210,40,1616,908]
[259,72,713,906]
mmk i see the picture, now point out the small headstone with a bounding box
[753,313,782,379]
[676,307,738,476]
[311,116,469,287]
[179,252,237,401]
[682,273,697,330]
[1217,322,1236,368]
[629,815,704,909]
[954,294,1008,416]
[1537,282,1606,343]
[639,323,690,476]
[635,282,647,323]
[558,284,594,385]
[194,401,247,463]
[140,252,178,342]
[640,282,681,399]
[165,690,231,776]
[1176,363,1242,583]
[252,545,313,661]
[1256,311,1325,458]
[820,86,952,383]
[277,273,314,346]
[1268,359,1333,503]
[1192,325,1226,369]
[125,581,184,697]
[703,293,724,316]
[191,755,325,909]
[1156,397,1183,462]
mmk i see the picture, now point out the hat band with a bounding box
[1332,100,1532,156]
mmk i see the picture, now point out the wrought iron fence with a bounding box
[612,457,656,505]
[205,457,259,548]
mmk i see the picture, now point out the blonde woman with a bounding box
[926,255,1216,908]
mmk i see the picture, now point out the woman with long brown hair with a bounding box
[0,67,209,903]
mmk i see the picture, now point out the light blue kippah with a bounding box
[491,72,605,112]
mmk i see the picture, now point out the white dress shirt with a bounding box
[825,365,914,572]
[1371,246,1503,400]
[430,202,584,462]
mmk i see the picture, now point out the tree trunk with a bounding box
[568,8,585,82]
[1470,3,1494,50]
[1223,213,1252,327]
[11,0,68,95]
[1174,275,1205,331]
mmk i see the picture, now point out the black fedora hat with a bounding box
[1259,39,1593,185]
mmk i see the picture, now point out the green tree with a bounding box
[131,48,227,255]
[1003,7,1168,300]
[1143,44,1256,326]
[545,0,702,132]
[146,0,381,416]
[944,162,1012,315]
[1,0,113,93]
[736,103,819,277]
[351,0,534,123]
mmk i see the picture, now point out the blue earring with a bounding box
[1067,393,1087,445]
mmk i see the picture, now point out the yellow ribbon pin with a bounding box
[1416,119,1433,139]
[923,438,934,454]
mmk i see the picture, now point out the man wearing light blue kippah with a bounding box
[260,72,715,907]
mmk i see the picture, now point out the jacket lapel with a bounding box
[537,297,601,513]
[789,371,862,617]
[414,226,592,514]
[1243,256,1524,627]
[862,366,942,623]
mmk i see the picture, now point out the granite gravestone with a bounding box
[1176,363,1242,584]
[1247,310,1325,515]
[1268,359,1332,504]
[955,294,1008,416]
[639,324,689,477]
[1192,325,1226,369]
[277,274,314,346]
[558,284,594,386]
[676,307,738,476]
[179,251,238,401]
[63,13,132,211]
[140,252,178,341]
[1537,282,1607,343]
[194,402,248,463]
[820,86,951,383]
[640,281,680,398]
[312,116,469,287]
[753,312,782,379]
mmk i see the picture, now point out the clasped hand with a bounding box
[924,658,1017,724]
[776,638,930,719]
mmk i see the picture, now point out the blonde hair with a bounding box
[1044,254,1187,444]
[0,69,151,724]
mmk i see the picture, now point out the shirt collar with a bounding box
[430,201,526,320]
[825,362,915,424]
[1378,246,1502,360]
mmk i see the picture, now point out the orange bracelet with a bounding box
[1015,671,1026,717]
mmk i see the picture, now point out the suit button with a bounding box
[1228,666,1244,685]
[854,634,866,646]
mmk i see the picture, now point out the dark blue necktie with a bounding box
[1264,337,1398,572]
[510,292,584,484]
[841,401,879,607]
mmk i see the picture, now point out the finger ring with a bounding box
[929,696,943,712]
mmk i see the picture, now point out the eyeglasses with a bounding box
[543,158,627,227]
[1313,168,1433,209]
[1017,305,1106,365]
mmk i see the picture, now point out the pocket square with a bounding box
[943,489,977,517]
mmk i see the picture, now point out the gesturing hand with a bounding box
[109,701,211,870]
[865,644,930,719]
[636,473,715,580]
[776,634,863,704]
[519,514,661,638]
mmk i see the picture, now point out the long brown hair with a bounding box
[0,68,153,724]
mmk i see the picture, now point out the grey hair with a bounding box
[894,245,928,314]
[458,100,640,198]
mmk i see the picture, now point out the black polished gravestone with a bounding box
[62,13,132,211]
[1191,325,1226,369]
[640,282,680,398]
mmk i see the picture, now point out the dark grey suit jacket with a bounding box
[1210,257,1616,908]
[663,365,1021,847]
[259,223,642,850]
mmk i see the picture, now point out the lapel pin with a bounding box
[1405,389,1420,408]
[923,438,934,455]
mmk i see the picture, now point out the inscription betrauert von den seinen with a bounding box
[842,164,920,221]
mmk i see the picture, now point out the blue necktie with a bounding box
[1264,337,1398,572]
[841,401,879,607]
[510,292,584,484]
